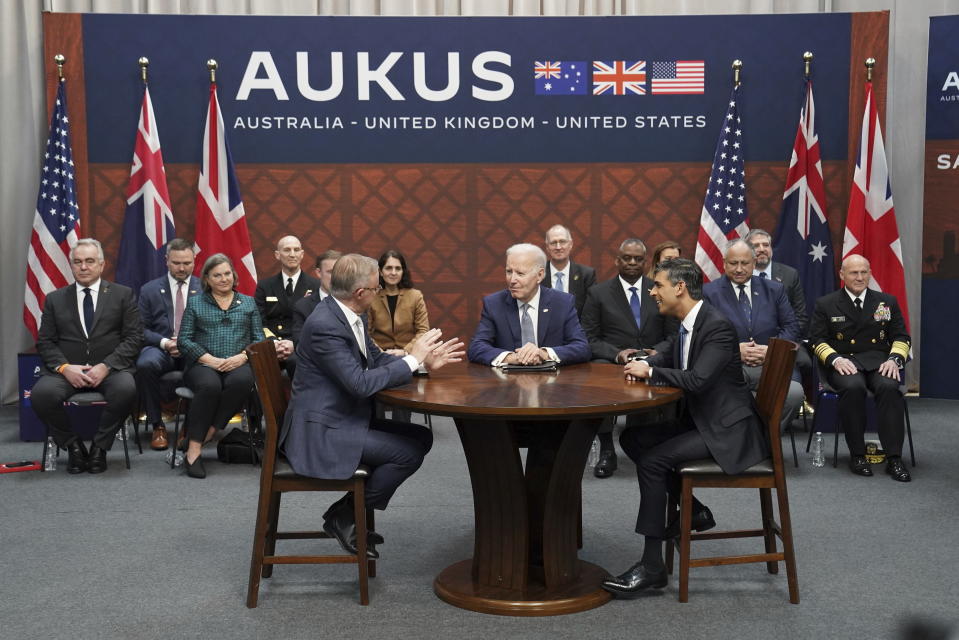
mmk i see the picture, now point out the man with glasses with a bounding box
[580,238,676,477]
[544,224,595,318]
[280,254,465,558]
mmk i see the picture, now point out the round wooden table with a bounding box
[378,361,682,616]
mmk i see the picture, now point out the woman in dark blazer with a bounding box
[177,253,263,479]
[367,250,430,422]
[646,240,682,278]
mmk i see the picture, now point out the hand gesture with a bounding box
[424,337,466,371]
[624,359,651,381]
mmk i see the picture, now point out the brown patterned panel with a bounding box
[88,160,851,341]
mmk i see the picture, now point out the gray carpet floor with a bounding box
[1,399,957,640]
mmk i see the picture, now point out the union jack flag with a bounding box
[592,60,646,96]
[534,61,562,79]
[772,79,835,312]
[844,80,909,330]
[695,85,750,282]
[23,80,80,339]
[115,85,175,294]
[194,82,257,294]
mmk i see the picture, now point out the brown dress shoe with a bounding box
[151,425,169,451]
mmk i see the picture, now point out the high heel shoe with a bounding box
[184,453,206,479]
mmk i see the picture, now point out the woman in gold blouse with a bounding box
[368,250,429,422]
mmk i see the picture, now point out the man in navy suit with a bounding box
[581,238,677,477]
[280,254,464,558]
[543,224,596,318]
[703,239,804,431]
[602,259,767,598]
[135,238,201,450]
[467,243,590,367]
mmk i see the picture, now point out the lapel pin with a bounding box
[543,308,549,313]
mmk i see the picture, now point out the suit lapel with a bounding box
[718,277,748,335]
[537,289,553,345]
[160,279,175,327]
[89,282,110,335]
[612,280,638,334]
[568,262,580,298]
[67,285,83,332]
[688,304,710,364]
[330,300,367,367]
[505,295,522,347]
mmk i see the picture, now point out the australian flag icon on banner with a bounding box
[534,61,587,95]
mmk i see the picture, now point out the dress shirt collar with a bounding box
[332,295,361,328]
[518,288,542,314]
[681,300,704,334]
[76,279,102,295]
[754,265,772,279]
[730,277,752,299]
[281,269,302,291]
[168,273,190,291]
[618,275,643,297]
[844,288,867,306]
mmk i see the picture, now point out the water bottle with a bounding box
[585,438,600,476]
[116,424,127,441]
[43,437,57,471]
[165,449,185,467]
[811,432,825,467]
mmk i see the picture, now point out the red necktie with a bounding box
[173,281,185,335]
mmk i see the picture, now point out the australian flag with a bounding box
[115,85,175,294]
[772,79,835,312]
[534,60,587,95]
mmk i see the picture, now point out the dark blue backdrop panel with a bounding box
[926,15,959,140]
[82,13,851,164]
[919,279,959,399]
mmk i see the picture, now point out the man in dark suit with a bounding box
[581,238,676,477]
[135,238,201,450]
[467,243,590,366]
[602,259,768,598]
[543,224,596,317]
[703,239,804,431]
[291,249,341,345]
[810,254,911,481]
[280,254,464,557]
[32,238,143,474]
[254,235,321,375]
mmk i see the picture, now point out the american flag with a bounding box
[695,86,750,282]
[592,60,646,96]
[23,80,80,339]
[650,60,705,95]
[115,85,175,294]
[772,79,835,312]
[844,81,910,330]
[194,82,257,294]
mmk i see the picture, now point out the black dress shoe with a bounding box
[367,531,385,545]
[601,562,668,598]
[664,504,716,540]
[323,503,378,559]
[593,449,618,478]
[66,441,89,474]
[184,454,206,479]
[87,445,108,474]
[849,455,873,477]
[886,457,911,482]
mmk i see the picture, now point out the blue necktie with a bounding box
[678,324,688,370]
[759,271,768,279]
[520,303,536,346]
[82,287,94,336]
[554,271,565,293]
[628,286,642,330]
[738,284,751,327]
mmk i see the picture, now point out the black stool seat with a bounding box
[677,458,774,476]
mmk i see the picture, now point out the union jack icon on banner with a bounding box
[534,61,562,79]
[592,60,647,96]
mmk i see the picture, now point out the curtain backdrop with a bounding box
[0,0,949,402]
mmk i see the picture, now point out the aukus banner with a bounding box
[81,14,851,165]
[921,14,959,399]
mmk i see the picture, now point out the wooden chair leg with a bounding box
[354,479,370,606]
[678,477,693,603]
[120,419,132,470]
[367,507,377,578]
[904,399,916,467]
[171,398,184,469]
[759,488,778,574]
[262,492,281,579]
[665,493,678,575]
[246,485,275,608]
[775,485,800,604]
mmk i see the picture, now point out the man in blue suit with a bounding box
[467,243,590,367]
[703,239,804,430]
[135,238,201,450]
[280,254,464,558]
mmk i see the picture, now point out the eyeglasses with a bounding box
[618,255,646,264]
[547,239,571,247]
[358,286,383,295]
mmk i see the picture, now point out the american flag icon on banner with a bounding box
[592,61,647,96]
[650,60,705,94]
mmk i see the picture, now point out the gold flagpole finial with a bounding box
[54,54,65,82]
[803,51,813,80]
[732,59,743,87]
[207,59,218,84]
[138,57,150,84]
[865,57,876,82]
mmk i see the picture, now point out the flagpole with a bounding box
[732,59,742,87]
[803,51,813,79]
[139,56,149,84]
[207,59,217,84]
[865,57,875,82]
[54,53,65,83]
